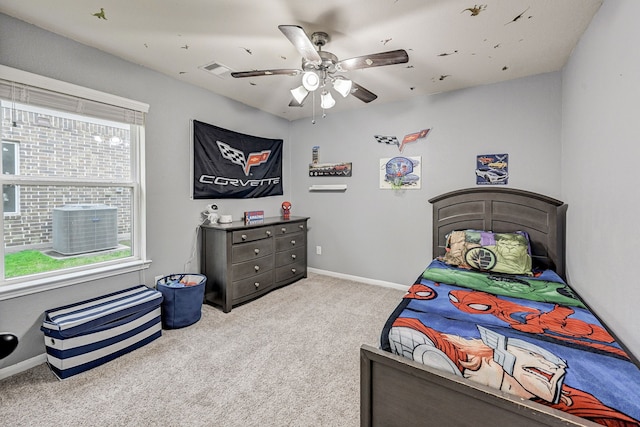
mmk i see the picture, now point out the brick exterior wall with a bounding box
[2,106,133,250]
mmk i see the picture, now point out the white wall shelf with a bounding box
[308,184,347,192]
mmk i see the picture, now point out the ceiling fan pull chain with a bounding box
[311,90,316,124]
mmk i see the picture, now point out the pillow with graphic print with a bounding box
[441,230,532,275]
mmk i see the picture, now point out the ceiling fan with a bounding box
[231,25,409,109]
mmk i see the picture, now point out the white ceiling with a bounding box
[0,0,602,121]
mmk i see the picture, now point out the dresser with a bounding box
[200,216,309,312]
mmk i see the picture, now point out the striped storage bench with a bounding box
[41,285,163,379]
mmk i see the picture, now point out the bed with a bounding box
[361,188,640,427]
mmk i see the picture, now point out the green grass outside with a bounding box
[4,248,132,278]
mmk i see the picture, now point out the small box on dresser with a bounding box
[200,216,309,312]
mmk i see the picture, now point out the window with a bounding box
[0,65,150,298]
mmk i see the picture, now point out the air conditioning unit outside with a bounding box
[52,204,118,255]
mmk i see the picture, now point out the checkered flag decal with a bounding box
[374,135,400,148]
[217,140,247,170]
[376,129,432,152]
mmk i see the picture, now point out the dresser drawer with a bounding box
[275,221,307,235]
[275,261,306,282]
[201,216,308,312]
[231,256,274,280]
[275,232,305,252]
[232,226,274,244]
[232,271,274,300]
[275,247,306,267]
[232,238,274,263]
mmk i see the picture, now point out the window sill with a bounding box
[0,259,152,301]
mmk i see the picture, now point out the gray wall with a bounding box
[290,73,562,286]
[561,0,640,357]
[0,13,290,369]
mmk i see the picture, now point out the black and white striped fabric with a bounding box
[41,285,163,379]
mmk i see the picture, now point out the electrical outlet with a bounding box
[316,246,322,255]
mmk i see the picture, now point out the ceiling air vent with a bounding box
[199,61,233,79]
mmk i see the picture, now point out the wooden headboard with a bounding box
[429,188,567,279]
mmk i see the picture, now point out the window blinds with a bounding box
[0,66,148,126]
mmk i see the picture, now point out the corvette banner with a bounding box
[193,120,283,199]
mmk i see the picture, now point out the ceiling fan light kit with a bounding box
[290,85,309,105]
[232,25,409,121]
[320,90,335,109]
[332,78,353,98]
[302,71,320,91]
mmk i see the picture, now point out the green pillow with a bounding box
[442,230,532,275]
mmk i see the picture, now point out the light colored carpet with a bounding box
[0,273,406,427]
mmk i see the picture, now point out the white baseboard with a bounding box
[0,353,47,380]
[307,268,409,291]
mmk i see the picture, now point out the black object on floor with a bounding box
[0,333,18,359]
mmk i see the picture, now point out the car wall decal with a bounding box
[476,153,509,185]
[374,128,432,152]
[380,156,422,190]
[308,145,352,177]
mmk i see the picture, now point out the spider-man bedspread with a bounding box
[380,259,640,426]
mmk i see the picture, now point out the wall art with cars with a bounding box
[308,145,352,177]
[379,156,421,190]
[475,153,509,185]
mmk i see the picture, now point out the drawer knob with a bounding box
[266,230,272,237]
[299,224,304,230]
[254,265,260,271]
[291,254,296,260]
[290,240,296,245]
[241,234,247,241]
[291,268,297,274]
[254,282,260,289]
[254,248,260,255]
[281,227,287,233]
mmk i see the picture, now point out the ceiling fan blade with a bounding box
[336,49,409,72]
[231,69,301,78]
[278,25,322,65]
[350,82,378,103]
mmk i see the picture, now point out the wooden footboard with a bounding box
[360,345,598,427]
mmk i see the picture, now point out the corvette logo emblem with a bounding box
[216,140,271,176]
